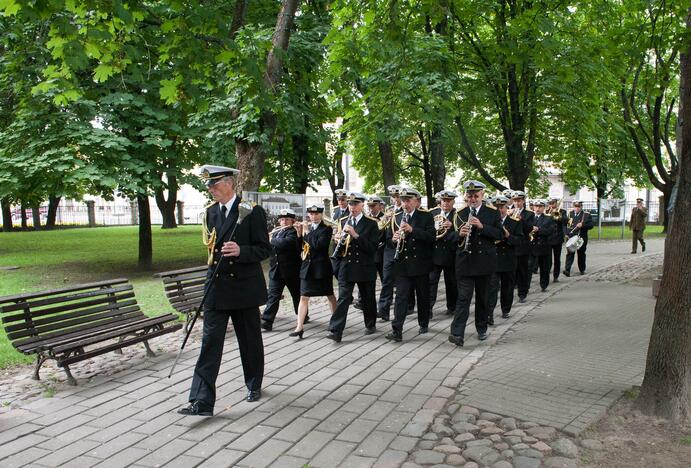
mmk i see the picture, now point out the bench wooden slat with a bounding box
[4,298,139,334]
[52,314,179,354]
[0,284,133,317]
[8,305,142,342]
[14,309,145,350]
[0,279,130,305]
[157,266,208,316]
[158,265,208,279]
[58,323,182,367]
[2,291,136,325]
[163,279,206,294]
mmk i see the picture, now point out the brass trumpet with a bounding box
[393,213,410,261]
[331,215,353,258]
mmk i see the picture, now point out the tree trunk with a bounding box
[378,141,397,194]
[292,131,310,194]
[137,194,153,270]
[328,129,347,206]
[235,0,299,193]
[154,175,178,229]
[20,206,27,229]
[31,204,41,230]
[1,198,12,232]
[636,11,691,423]
[430,126,446,200]
[45,195,61,230]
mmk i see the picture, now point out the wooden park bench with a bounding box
[157,265,208,328]
[0,279,182,385]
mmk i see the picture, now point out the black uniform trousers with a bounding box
[452,275,491,338]
[535,253,552,290]
[391,274,430,336]
[565,238,588,273]
[551,244,563,280]
[488,271,516,323]
[515,255,531,299]
[330,280,377,336]
[261,276,300,323]
[189,307,264,408]
[429,264,457,313]
[378,255,415,319]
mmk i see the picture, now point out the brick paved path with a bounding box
[0,239,664,467]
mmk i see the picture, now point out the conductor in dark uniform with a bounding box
[510,191,535,303]
[429,190,459,316]
[178,165,271,417]
[261,209,301,331]
[563,201,594,276]
[530,199,556,292]
[487,196,523,322]
[385,187,435,342]
[449,181,503,347]
[327,192,381,342]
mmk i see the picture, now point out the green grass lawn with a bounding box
[593,225,665,240]
[0,225,205,368]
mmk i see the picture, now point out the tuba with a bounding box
[434,213,450,239]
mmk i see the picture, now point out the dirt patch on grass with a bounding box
[580,388,691,467]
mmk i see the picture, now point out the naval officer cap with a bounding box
[306,205,324,213]
[367,195,384,205]
[485,195,496,204]
[572,200,584,207]
[511,190,526,199]
[387,185,402,196]
[399,187,422,199]
[494,195,510,206]
[278,208,296,219]
[533,199,546,206]
[463,180,486,192]
[347,192,366,204]
[199,165,240,186]
[334,189,348,198]
[636,197,644,202]
[502,189,513,198]
[435,189,458,200]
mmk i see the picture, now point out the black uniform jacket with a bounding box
[385,208,435,277]
[548,209,568,245]
[496,215,523,272]
[430,206,458,267]
[300,222,334,280]
[268,226,301,281]
[205,199,271,310]
[332,206,350,221]
[530,214,555,257]
[333,215,380,282]
[373,211,385,264]
[514,208,535,256]
[565,210,594,240]
[454,205,503,277]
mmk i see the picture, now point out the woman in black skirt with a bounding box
[292,205,337,338]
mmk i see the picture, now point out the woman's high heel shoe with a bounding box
[289,330,304,339]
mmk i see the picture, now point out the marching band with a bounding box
[180,164,605,416]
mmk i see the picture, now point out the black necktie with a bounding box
[402,213,410,224]
[221,205,227,218]
[471,207,477,217]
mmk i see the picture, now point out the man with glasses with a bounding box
[449,181,503,347]
[178,165,271,416]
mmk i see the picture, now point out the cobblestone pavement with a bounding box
[0,239,664,467]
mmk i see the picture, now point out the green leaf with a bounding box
[93,64,114,82]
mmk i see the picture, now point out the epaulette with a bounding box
[418,207,429,212]
[338,216,349,222]
[332,206,339,210]
[429,206,441,213]
[524,209,534,214]
[365,215,379,222]
[205,201,218,209]
[486,205,497,210]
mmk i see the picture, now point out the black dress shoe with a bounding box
[488,321,494,326]
[378,314,390,322]
[518,296,526,303]
[502,313,510,319]
[364,327,376,335]
[177,401,213,416]
[246,390,261,402]
[553,278,559,283]
[541,288,548,292]
[304,315,310,324]
[353,301,363,310]
[289,329,304,339]
[478,331,489,341]
[261,321,272,332]
[642,243,646,252]
[580,271,586,275]
[418,326,428,334]
[563,270,570,277]
[385,333,402,342]
[448,335,464,347]
[326,332,342,343]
